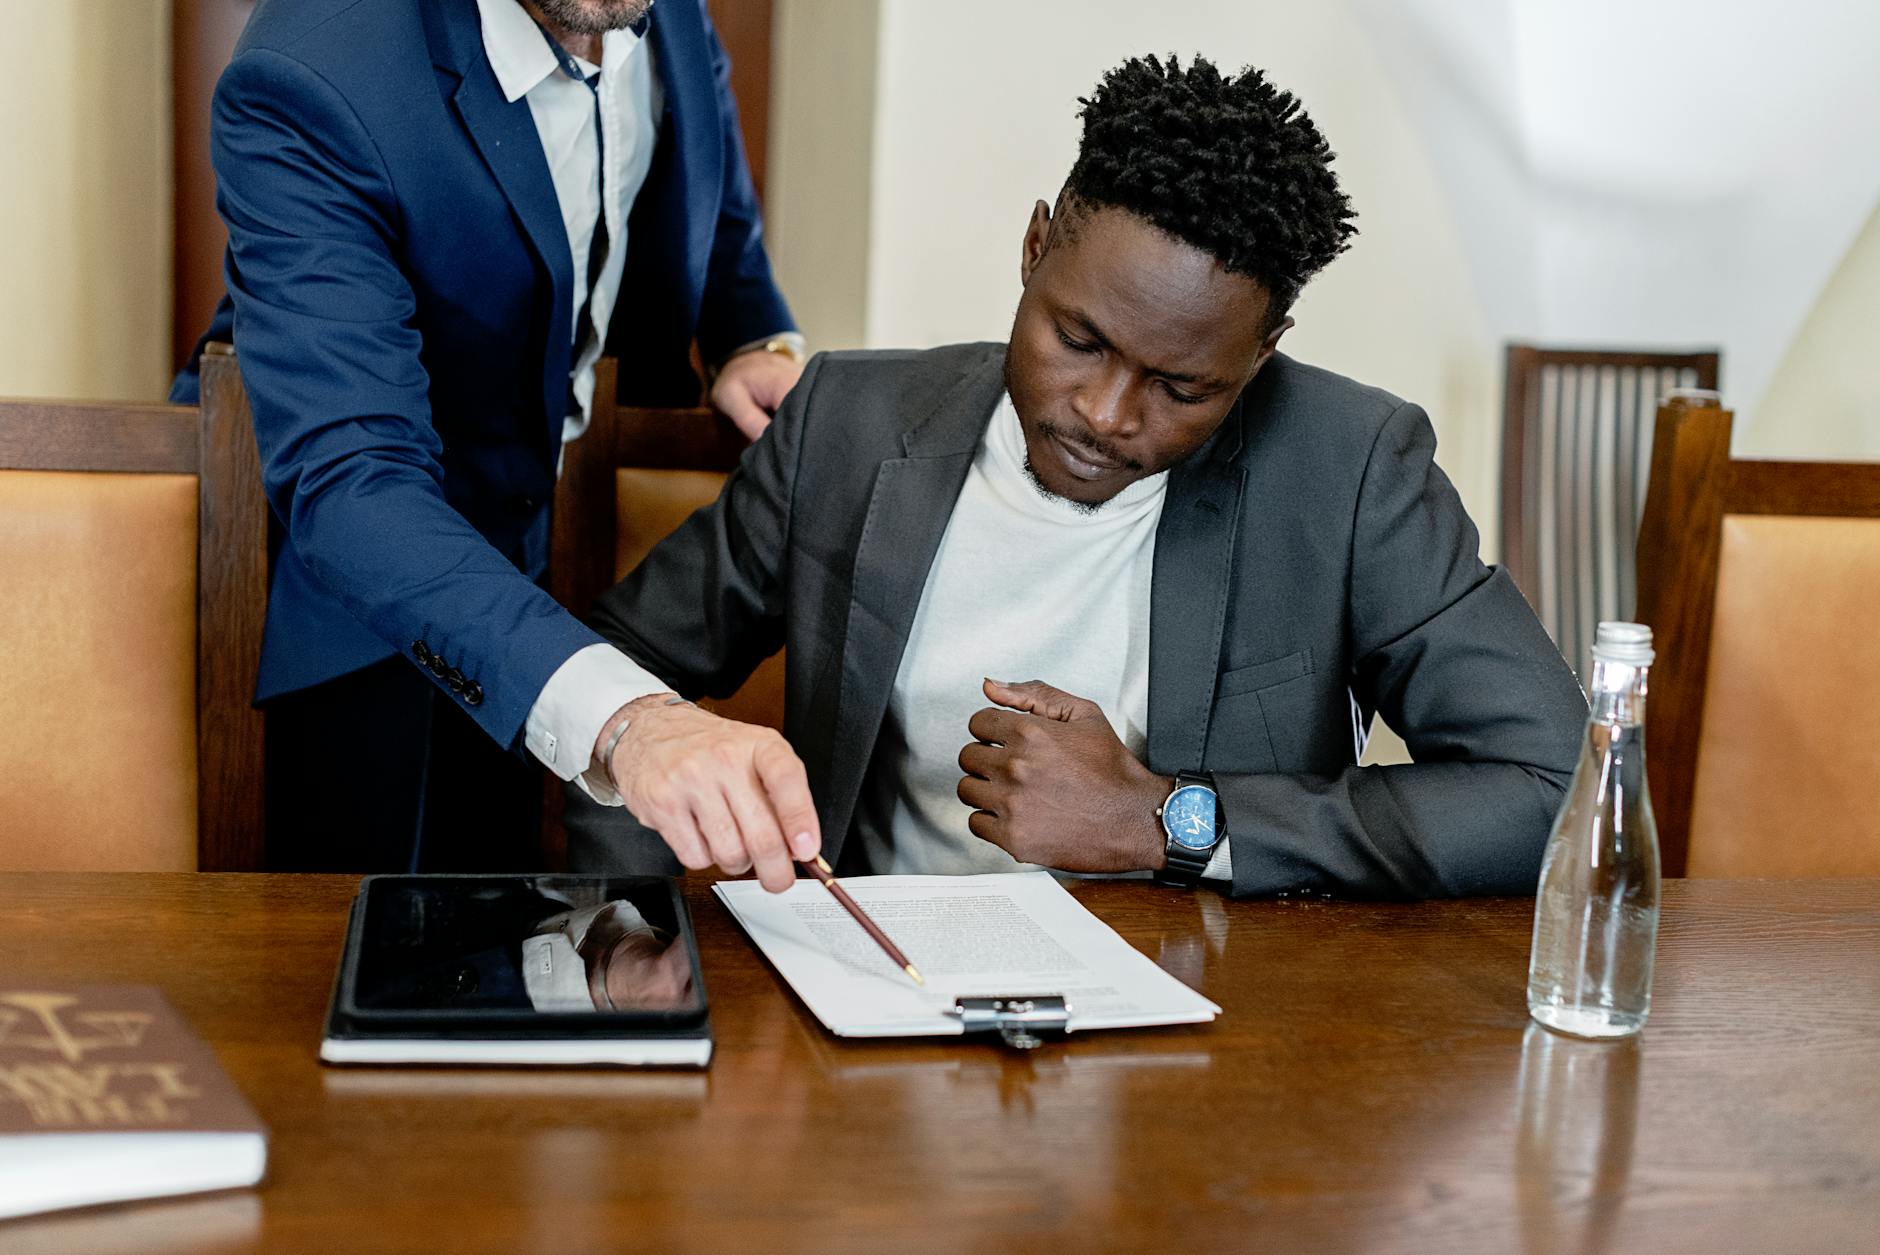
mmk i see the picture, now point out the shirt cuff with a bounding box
[525,643,674,805]
[1202,837,1233,884]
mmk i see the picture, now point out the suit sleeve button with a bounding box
[413,640,433,664]
[464,682,484,707]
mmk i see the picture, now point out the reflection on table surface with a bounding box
[1516,1024,1642,1255]
[351,877,699,1015]
[3,1194,261,1255]
[0,873,1873,1253]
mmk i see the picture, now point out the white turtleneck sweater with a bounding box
[854,393,1230,885]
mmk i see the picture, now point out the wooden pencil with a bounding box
[798,855,924,985]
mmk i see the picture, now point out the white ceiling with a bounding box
[1352,0,1880,431]
[1512,0,1880,201]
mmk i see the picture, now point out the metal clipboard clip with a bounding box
[949,995,1072,1049]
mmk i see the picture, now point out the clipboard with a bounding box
[948,995,1072,1049]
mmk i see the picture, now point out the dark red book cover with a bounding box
[0,985,267,1219]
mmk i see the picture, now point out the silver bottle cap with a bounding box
[1593,621,1655,666]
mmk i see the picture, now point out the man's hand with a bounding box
[956,679,1171,872]
[711,347,805,441]
[594,695,819,893]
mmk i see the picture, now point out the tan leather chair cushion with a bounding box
[1688,514,1880,876]
[616,468,785,731]
[0,470,198,870]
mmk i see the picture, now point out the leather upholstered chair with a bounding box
[1634,393,1880,877]
[545,358,786,865]
[0,346,267,871]
[550,358,785,731]
[1501,345,1720,680]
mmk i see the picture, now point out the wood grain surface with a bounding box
[0,875,1874,1254]
[1636,395,1736,872]
[192,351,268,871]
[0,401,200,474]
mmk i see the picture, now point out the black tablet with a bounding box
[322,875,712,1067]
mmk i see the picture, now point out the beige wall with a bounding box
[0,1,173,403]
[1749,200,1880,460]
[766,0,880,353]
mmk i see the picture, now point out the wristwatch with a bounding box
[1155,770,1223,888]
[711,333,807,388]
[725,332,806,366]
[753,333,807,364]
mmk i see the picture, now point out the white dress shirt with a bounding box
[474,0,662,443]
[853,395,1233,884]
[475,0,673,793]
[521,900,658,1011]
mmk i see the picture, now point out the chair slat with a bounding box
[0,402,199,473]
[1501,345,1720,682]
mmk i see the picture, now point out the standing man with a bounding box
[173,0,820,876]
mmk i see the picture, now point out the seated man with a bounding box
[583,54,1586,898]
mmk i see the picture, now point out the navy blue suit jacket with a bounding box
[172,0,794,750]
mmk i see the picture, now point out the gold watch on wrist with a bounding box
[752,333,806,364]
[708,333,806,389]
[724,332,806,367]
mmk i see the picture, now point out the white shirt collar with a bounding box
[475,0,647,103]
[475,0,560,103]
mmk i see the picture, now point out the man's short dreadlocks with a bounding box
[1061,54,1357,319]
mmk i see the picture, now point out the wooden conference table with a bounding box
[1,874,1876,1254]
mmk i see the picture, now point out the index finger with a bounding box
[981,678,1073,720]
[753,736,820,862]
[967,706,1026,747]
[722,777,795,894]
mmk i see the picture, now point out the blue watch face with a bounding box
[1162,784,1219,851]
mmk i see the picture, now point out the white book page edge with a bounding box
[0,1133,266,1220]
[318,1038,711,1068]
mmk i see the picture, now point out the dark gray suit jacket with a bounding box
[587,342,1587,898]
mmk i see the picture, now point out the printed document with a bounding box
[713,872,1221,1037]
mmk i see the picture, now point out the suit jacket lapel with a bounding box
[429,0,574,447]
[1147,400,1249,775]
[821,349,1008,861]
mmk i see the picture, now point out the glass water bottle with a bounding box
[1526,621,1661,1038]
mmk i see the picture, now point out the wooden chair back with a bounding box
[552,358,785,728]
[545,360,787,863]
[1501,345,1720,678]
[0,346,266,870]
[1635,394,1880,877]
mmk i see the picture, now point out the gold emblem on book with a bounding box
[0,992,195,1127]
[0,993,152,1063]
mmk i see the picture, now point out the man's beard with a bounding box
[1004,355,1106,515]
[1020,451,1105,515]
[533,0,653,35]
